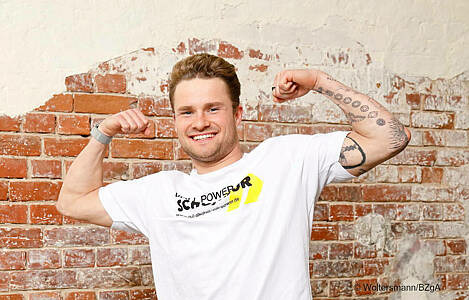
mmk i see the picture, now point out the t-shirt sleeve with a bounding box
[295,131,357,215]
[98,175,159,237]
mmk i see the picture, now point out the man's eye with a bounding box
[181,111,192,115]
[209,107,219,112]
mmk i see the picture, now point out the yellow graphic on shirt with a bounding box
[227,173,263,212]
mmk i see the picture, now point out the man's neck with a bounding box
[192,145,244,175]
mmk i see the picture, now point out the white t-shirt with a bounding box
[99,131,355,300]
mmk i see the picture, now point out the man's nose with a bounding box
[192,112,210,131]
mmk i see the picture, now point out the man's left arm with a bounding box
[272,69,411,177]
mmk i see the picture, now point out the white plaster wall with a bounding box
[1,0,468,116]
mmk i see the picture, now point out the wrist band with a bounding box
[91,122,112,145]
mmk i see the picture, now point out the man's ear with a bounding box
[234,105,243,126]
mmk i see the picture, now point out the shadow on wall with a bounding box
[0,38,468,299]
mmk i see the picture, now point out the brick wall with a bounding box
[0,39,468,299]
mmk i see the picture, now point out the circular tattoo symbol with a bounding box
[368,111,378,118]
[343,97,352,104]
[352,101,361,108]
[360,105,369,112]
[334,93,343,100]
[326,90,334,97]
[376,118,386,126]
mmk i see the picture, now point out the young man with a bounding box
[57,53,410,299]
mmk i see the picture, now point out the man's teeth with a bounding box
[193,134,215,141]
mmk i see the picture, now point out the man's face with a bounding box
[173,77,242,164]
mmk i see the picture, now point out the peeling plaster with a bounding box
[1,0,468,116]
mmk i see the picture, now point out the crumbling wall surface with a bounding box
[0,38,468,299]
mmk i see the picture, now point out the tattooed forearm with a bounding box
[388,117,409,150]
[339,136,366,169]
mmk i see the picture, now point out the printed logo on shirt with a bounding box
[175,173,264,218]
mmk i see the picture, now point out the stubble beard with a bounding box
[180,125,239,163]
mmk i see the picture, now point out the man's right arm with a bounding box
[56,109,151,227]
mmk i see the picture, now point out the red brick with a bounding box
[319,185,362,202]
[338,223,355,240]
[0,295,23,300]
[362,185,411,202]
[30,205,63,225]
[309,243,328,260]
[354,204,372,218]
[446,274,469,290]
[330,204,354,221]
[65,73,93,92]
[392,222,434,238]
[111,139,173,159]
[310,280,328,297]
[446,239,466,255]
[0,205,28,224]
[23,113,55,133]
[354,242,377,259]
[111,230,148,245]
[9,269,76,290]
[44,227,109,247]
[0,181,7,200]
[64,249,95,268]
[411,111,454,129]
[436,149,469,167]
[217,41,244,59]
[0,228,42,248]
[259,104,312,123]
[396,166,421,183]
[0,251,26,270]
[99,291,129,300]
[131,161,163,179]
[57,114,90,135]
[9,181,61,201]
[444,203,464,221]
[0,275,9,291]
[329,242,353,259]
[188,38,217,55]
[0,134,41,156]
[310,224,338,241]
[29,292,61,300]
[74,94,137,114]
[388,148,436,166]
[129,247,151,265]
[36,94,74,112]
[27,249,61,269]
[30,159,62,178]
[0,115,21,131]
[354,278,378,296]
[245,123,273,142]
[155,118,176,138]
[405,93,422,109]
[102,161,130,180]
[44,137,90,157]
[373,203,397,220]
[396,203,420,221]
[64,292,96,300]
[434,256,468,272]
[249,64,268,72]
[138,97,173,117]
[95,74,126,94]
[130,289,156,300]
[421,167,443,183]
[423,130,445,146]
[313,203,329,221]
[0,158,27,178]
[97,248,128,267]
[363,259,389,276]
[329,279,353,297]
[74,267,142,288]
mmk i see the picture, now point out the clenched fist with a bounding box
[98,108,152,137]
[272,69,323,102]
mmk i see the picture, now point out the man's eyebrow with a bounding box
[176,101,226,112]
